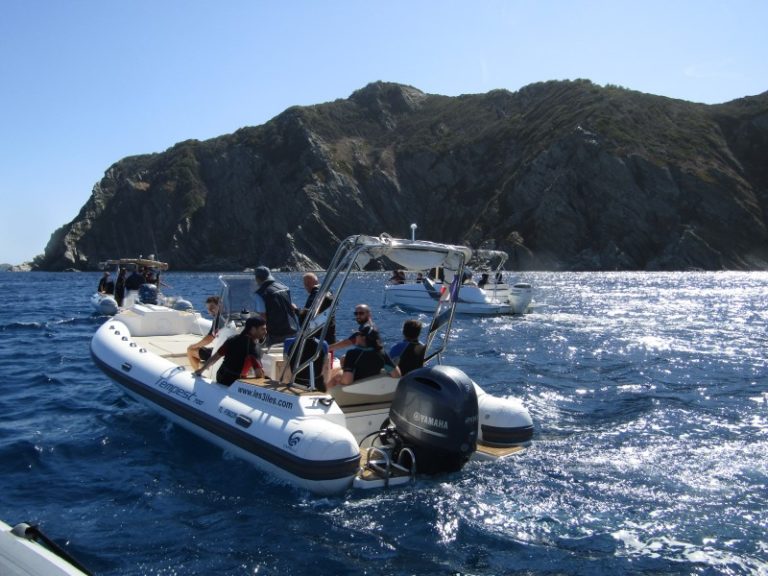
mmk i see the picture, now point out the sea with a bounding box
[0,270,766,576]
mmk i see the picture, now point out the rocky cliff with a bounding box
[35,80,768,271]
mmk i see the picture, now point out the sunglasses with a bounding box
[354,311,367,316]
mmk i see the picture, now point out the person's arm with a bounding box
[383,353,401,378]
[387,366,402,378]
[329,338,350,352]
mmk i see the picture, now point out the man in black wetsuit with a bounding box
[252,266,299,347]
[193,317,266,385]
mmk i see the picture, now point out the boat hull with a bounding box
[0,520,88,576]
[91,316,361,495]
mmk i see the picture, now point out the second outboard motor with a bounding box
[138,283,158,305]
[389,365,479,474]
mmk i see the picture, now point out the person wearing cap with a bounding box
[329,304,374,352]
[328,325,400,388]
[252,265,300,347]
[193,317,267,385]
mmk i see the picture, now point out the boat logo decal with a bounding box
[236,386,294,410]
[288,430,303,448]
[158,379,204,406]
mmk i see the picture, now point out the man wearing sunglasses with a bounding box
[329,304,374,353]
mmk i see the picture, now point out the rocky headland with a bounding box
[33,80,768,271]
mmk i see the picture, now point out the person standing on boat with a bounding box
[193,317,266,385]
[252,266,300,348]
[329,304,375,353]
[389,319,426,376]
[97,271,114,294]
[186,296,224,371]
[296,272,336,344]
[114,267,126,306]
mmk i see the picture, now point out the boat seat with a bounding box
[330,374,399,410]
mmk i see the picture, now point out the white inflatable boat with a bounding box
[0,520,90,576]
[90,257,192,316]
[90,235,534,494]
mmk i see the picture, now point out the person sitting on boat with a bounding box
[186,296,224,371]
[295,272,336,344]
[193,317,267,385]
[252,266,300,348]
[329,304,375,353]
[328,325,400,388]
[97,271,114,295]
[389,319,426,376]
[389,269,406,284]
[416,272,425,283]
[478,273,490,289]
[462,269,477,286]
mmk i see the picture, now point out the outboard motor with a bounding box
[138,283,158,305]
[389,365,479,474]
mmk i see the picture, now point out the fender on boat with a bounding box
[473,383,533,445]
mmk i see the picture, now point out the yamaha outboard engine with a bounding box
[389,365,479,474]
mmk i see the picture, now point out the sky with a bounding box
[1,0,766,264]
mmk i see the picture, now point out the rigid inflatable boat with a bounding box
[0,519,90,576]
[90,235,533,494]
[90,257,192,316]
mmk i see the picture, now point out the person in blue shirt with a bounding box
[389,319,426,376]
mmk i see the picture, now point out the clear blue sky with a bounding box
[1,0,766,264]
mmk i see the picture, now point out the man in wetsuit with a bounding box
[193,317,266,385]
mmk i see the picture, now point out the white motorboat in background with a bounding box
[384,248,532,315]
[0,519,90,576]
[90,235,534,495]
[90,257,191,315]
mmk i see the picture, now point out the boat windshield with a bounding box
[216,275,257,326]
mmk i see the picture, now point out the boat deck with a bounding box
[130,333,322,396]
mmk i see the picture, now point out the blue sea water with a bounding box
[0,270,766,576]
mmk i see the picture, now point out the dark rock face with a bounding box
[35,80,768,271]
